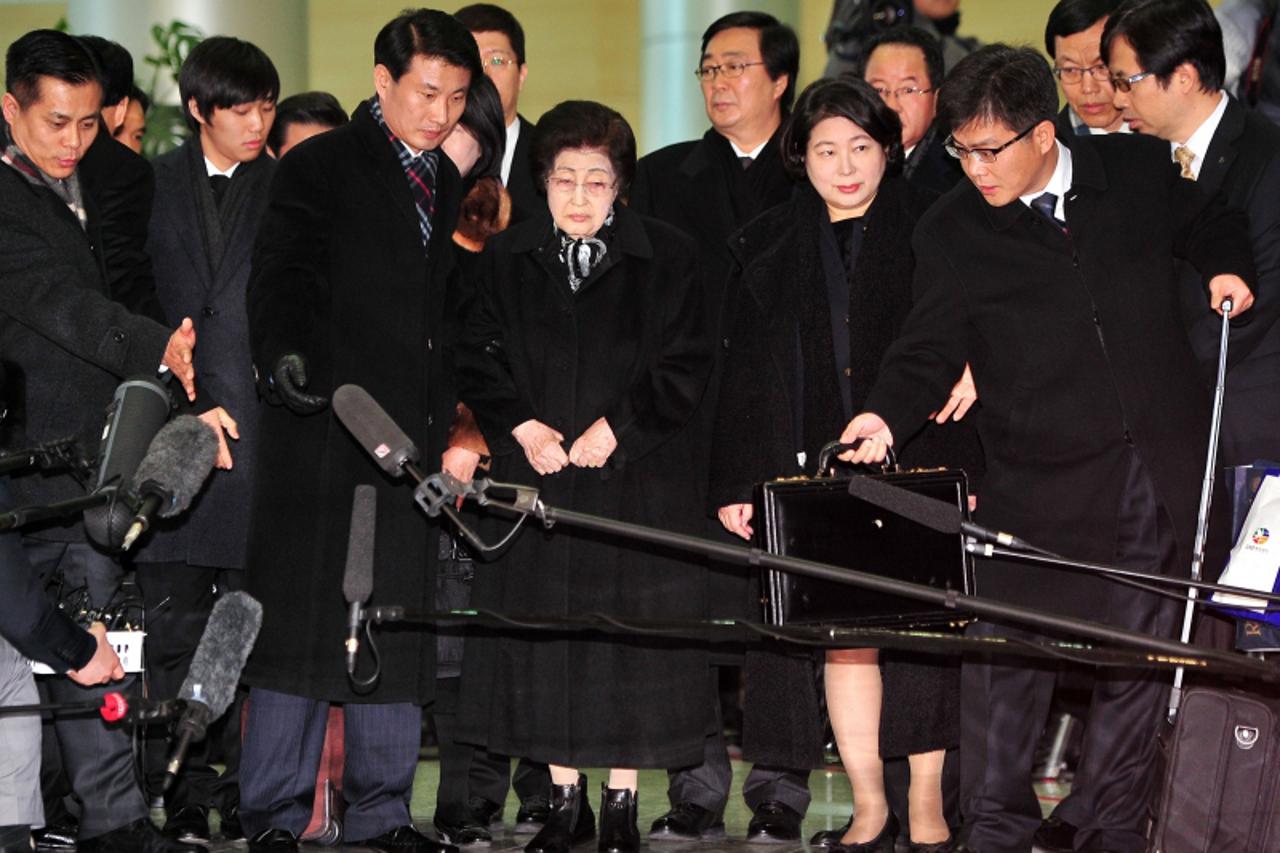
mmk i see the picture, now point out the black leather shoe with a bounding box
[809,817,852,848]
[908,832,957,853]
[247,828,299,852]
[434,814,493,848]
[831,812,898,853]
[746,801,803,844]
[597,785,639,853]
[79,818,202,852]
[218,805,244,841]
[515,796,550,835]
[1031,817,1076,853]
[470,797,504,830]
[164,804,211,845]
[352,824,459,852]
[525,774,595,853]
[648,802,726,841]
[32,818,78,851]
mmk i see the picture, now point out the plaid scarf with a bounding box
[1,118,88,231]
[369,95,438,252]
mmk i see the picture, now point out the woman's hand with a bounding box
[198,406,239,469]
[441,446,482,484]
[932,363,977,424]
[512,419,569,475]
[718,503,754,540]
[568,417,617,468]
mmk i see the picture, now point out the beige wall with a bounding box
[0,3,68,55]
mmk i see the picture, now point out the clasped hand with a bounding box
[512,417,617,475]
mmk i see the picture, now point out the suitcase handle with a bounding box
[816,440,898,478]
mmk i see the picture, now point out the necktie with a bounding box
[739,156,753,170]
[209,174,231,209]
[1031,191,1067,233]
[1173,145,1196,180]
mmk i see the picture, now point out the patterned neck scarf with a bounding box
[369,95,439,252]
[1,117,88,231]
[555,207,614,291]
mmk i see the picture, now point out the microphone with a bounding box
[332,385,421,478]
[162,591,262,793]
[120,416,220,550]
[845,475,1039,552]
[82,377,171,550]
[343,485,376,676]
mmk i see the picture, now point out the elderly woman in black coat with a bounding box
[710,77,978,853]
[454,101,716,853]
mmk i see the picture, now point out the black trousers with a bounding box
[134,562,245,812]
[959,454,1181,853]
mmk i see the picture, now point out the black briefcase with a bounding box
[757,445,974,629]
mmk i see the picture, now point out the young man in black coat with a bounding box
[842,45,1254,853]
[136,36,280,846]
[628,12,811,845]
[239,10,480,853]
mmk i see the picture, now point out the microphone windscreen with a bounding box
[133,416,219,516]
[332,385,419,477]
[178,591,262,718]
[342,485,376,604]
[846,475,961,536]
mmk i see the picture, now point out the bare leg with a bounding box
[826,649,889,844]
[906,750,949,844]
[607,769,638,792]
[549,765,579,786]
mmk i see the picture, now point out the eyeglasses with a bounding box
[944,122,1037,164]
[1053,63,1111,85]
[871,85,936,100]
[1109,70,1156,92]
[694,61,765,81]
[546,175,616,197]
[483,52,517,69]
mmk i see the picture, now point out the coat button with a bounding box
[426,338,433,352]
[722,337,730,349]
[201,306,218,317]
[427,415,435,426]
[843,368,852,377]
[1123,429,1134,446]
[113,331,125,343]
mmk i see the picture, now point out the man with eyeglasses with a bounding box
[630,11,811,847]
[1046,0,1129,137]
[1104,0,1280,478]
[840,44,1254,853]
[455,4,539,222]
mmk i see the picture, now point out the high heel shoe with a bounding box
[525,774,595,853]
[908,834,957,853]
[597,784,639,853]
[832,812,899,853]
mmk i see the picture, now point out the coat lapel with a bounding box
[352,103,424,244]
[1197,97,1244,199]
[168,144,216,295]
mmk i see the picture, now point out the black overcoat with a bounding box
[505,115,540,225]
[453,207,716,769]
[140,142,275,569]
[865,134,1255,620]
[242,101,462,704]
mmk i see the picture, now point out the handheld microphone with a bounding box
[162,592,262,793]
[120,416,220,550]
[342,485,376,677]
[332,385,421,478]
[844,475,1040,552]
[83,377,171,550]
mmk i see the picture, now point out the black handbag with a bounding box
[756,442,974,628]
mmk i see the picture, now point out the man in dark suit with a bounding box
[630,11,808,845]
[1046,0,1129,138]
[238,10,479,853]
[861,26,963,197]
[455,4,539,222]
[1,29,210,853]
[842,45,1254,853]
[1105,0,1280,469]
[135,35,280,847]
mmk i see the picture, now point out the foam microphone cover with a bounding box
[83,377,171,548]
[845,475,961,536]
[342,485,376,605]
[132,416,220,516]
[332,384,420,477]
[179,591,263,720]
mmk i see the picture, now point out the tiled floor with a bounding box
[196,760,1067,852]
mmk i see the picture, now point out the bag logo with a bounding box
[1234,725,1260,750]
[1250,527,1270,545]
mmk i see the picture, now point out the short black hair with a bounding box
[1101,0,1224,93]
[129,84,151,113]
[454,3,526,65]
[701,12,801,112]
[1044,0,1123,57]
[374,8,483,82]
[938,44,1059,136]
[530,100,636,195]
[781,76,904,179]
[76,35,133,106]
[267,91,347,153]
[178,36,280,130]
[454,73,505,179]
[859,26,945,90]
[5,29,103,109]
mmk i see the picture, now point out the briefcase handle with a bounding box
[816,440,899,478]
